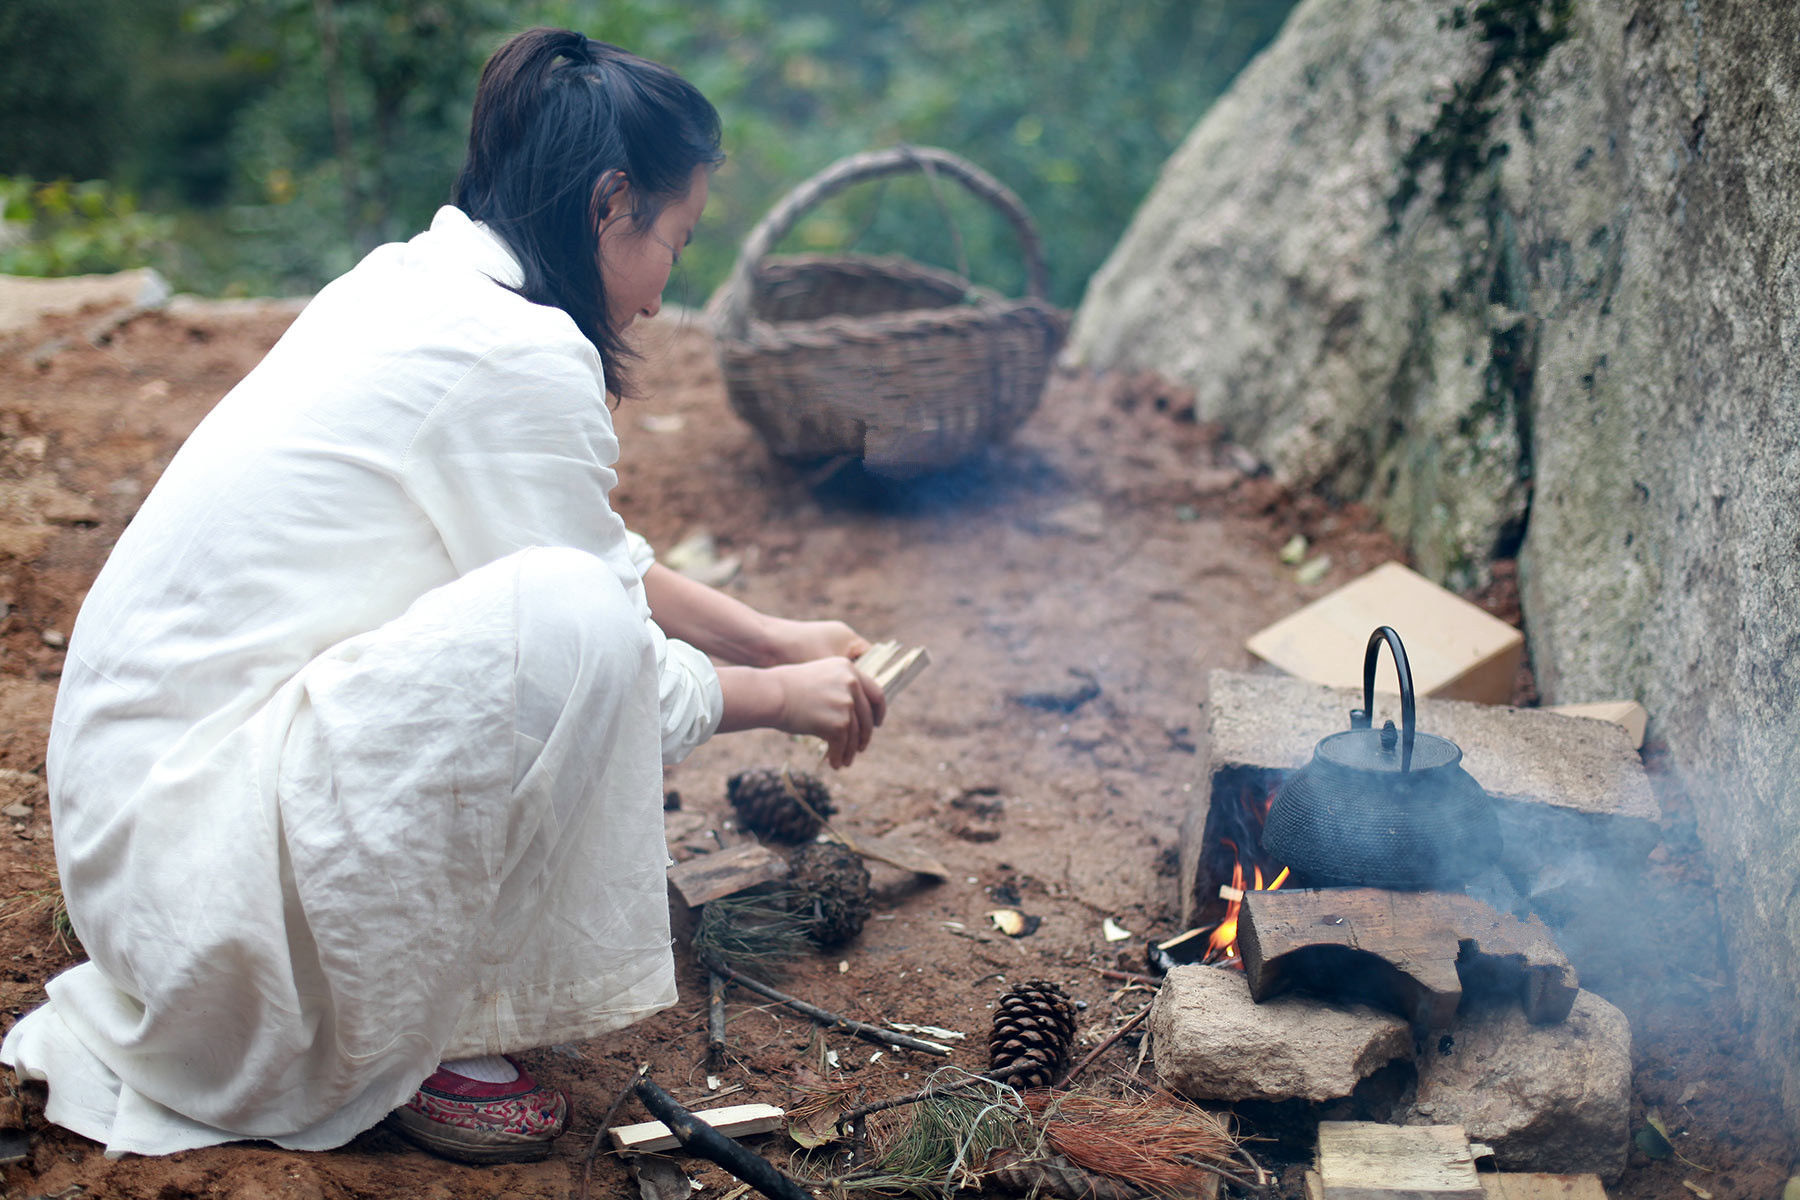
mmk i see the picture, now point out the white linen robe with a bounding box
[0,207,722,1155]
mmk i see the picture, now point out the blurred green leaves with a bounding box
[0,0,1295,305]
[0,178,174,277]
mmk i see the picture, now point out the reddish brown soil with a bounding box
[0,301,1789,1198]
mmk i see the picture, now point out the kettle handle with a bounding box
[1350,626,1417,772]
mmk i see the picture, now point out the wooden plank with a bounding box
[609,1102,786,1153]
[1541,701,1647,749]
[857,640,900,680]
[1316,1122,1483,1200]
[1305,1170,1326,1200]
[666,842,789,908]
[1240,888,1578,1030]
[873,645,931,702]
[858,640,931,703]
[1479,1175,1609,1200]
[1246,562,1523,704]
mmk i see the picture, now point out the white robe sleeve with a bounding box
[401,342,722,762]
[623,529,657,575]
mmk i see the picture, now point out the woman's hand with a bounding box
[764,617,870,666]
[716,656,886,768]
[773,658,886,768]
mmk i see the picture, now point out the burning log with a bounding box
[1238,888,1578,1030]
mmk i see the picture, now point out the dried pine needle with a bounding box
[797,1068,1029,1196]
[0,871,78,955]
[1025,1089,1242,1198]
[858,1087,1029,1194]
[692,886,811,975]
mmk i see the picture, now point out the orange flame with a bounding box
[1203,850,1289,968]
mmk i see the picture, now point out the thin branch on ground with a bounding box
[634,1074,811,1200]
[1089,967,1161,987]
[702,958,954,1057]
[1056,1004,1151,1089]
[707,970,728,1071]
[577,1062,648,1200]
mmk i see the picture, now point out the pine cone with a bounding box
[727,767,834,842]
[786,841,872,948]
[989,979,1078,1089]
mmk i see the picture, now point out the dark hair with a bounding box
[453,28,722,397]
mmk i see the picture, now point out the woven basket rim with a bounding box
[710,252,1047,349]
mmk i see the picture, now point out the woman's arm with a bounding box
[640,562,868,666]
[640,564,886,766]
[714,658,885,769]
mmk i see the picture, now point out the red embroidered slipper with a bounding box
[382,1057,569,1164]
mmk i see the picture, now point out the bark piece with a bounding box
[667,842,789,909]
[1239,888,1578,1030]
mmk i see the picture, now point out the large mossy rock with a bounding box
[1068,0,1800,1135]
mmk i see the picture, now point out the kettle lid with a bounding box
[1316,722,1463,774]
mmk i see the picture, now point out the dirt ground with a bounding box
[0,299,1791,1199]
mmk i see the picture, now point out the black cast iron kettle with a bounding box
[1261,626,1500,890]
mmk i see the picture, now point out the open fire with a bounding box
[1203,856,1289,966]
[1197,772,1289,968]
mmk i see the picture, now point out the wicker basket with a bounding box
[708,146,1069,478]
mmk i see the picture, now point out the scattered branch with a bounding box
[707,971,729,1071]
[1090,967,1161,987]
[633,1075,811,1200]
[703,959,954,1057]
[578,1063,649,1200]
[1056,1004,1151,1089]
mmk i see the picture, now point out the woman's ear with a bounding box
[592,171,633,226]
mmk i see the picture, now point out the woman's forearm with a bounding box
[713,666,785,733]
[641,563,779,666]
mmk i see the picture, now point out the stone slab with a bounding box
[1178,671,1660,923]
[1149,964,1412,1103]
[1402,990,1632,1183]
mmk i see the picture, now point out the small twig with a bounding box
[781,764,857,851]
[1056,1005,1152,1089]
[634,1075,810,1200]
[707,971,729,1071]
[704,959,953,1057]
[578,1063,649,1200]
[1176,1151,1279,1197]
[1090,968,1161,987]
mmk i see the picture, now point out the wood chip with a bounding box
[609,1103,786,1154]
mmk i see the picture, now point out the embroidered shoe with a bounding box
[383,1058,569,1164]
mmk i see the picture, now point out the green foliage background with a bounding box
[0,0,1295,307]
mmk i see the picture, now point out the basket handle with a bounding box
[712,145,1052,341]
